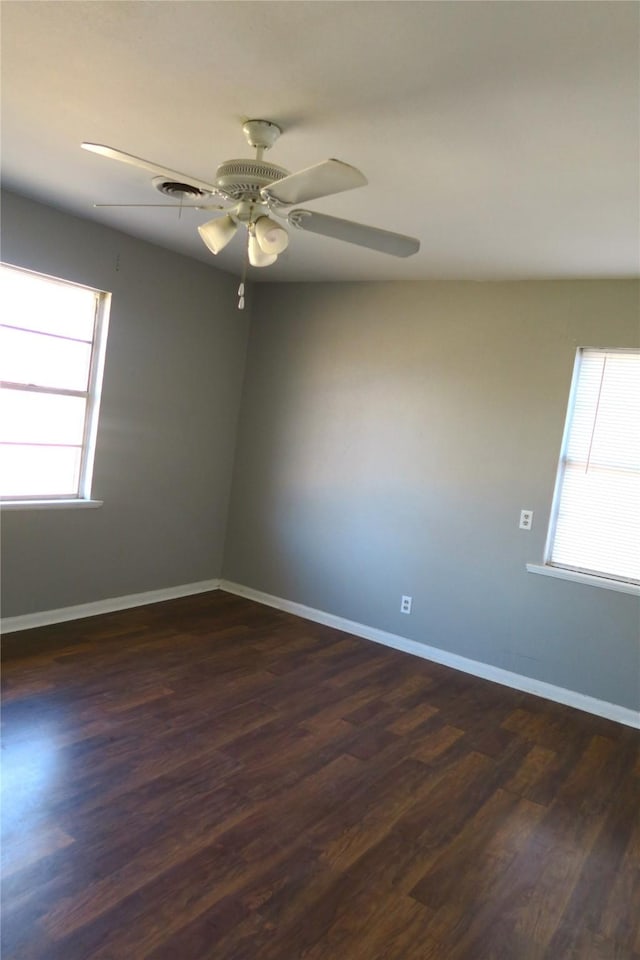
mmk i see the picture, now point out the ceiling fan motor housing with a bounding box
[215,159,289,202]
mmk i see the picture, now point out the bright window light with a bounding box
[544,348,640,586]
[0,263,110,501]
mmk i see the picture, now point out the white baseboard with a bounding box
[220,580,640,730]
[1,579,221,635]
[4,575,637,729]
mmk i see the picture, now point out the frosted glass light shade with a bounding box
[197,215,237,255]
[255,216,289,254]
[248,233,277,267]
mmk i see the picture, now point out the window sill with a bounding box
[1,499,104,511]
[526,563,640,597]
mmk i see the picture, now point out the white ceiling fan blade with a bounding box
[92,203,226,209]
[288,210,420,257]
[81,143,219,195]
[262,160,367,205]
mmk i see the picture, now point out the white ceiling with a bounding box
[1,1,638,282]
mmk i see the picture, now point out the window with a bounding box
[0,263,110,504]
[536,348,639,591]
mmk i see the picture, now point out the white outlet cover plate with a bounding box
[401,596,412,613]
[519,509,534,529]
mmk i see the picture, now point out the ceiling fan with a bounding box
[81,120,420,276]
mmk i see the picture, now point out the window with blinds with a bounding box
[0,263,110,501]
[545,348,640,586]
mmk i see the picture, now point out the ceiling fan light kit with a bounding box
[254,215,289,255]
[82,118,419,299]
[248,231,277,268]
[197,214,238,254]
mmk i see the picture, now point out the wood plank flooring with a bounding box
[2,590,639,959]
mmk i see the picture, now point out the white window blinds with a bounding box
[547,349,640,585]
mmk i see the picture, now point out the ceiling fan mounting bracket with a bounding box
[242,119,281,151]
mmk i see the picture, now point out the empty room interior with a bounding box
[1,2,639,958]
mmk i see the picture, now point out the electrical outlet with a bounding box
[400,595,412,614]
[519,509,534,530]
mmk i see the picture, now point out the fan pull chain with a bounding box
[238,237,249,310]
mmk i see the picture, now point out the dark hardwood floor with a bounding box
[1,590,638,960]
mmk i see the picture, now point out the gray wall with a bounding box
[3,192,638,712]
[1,191,249,616]
[223,280,640,710]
